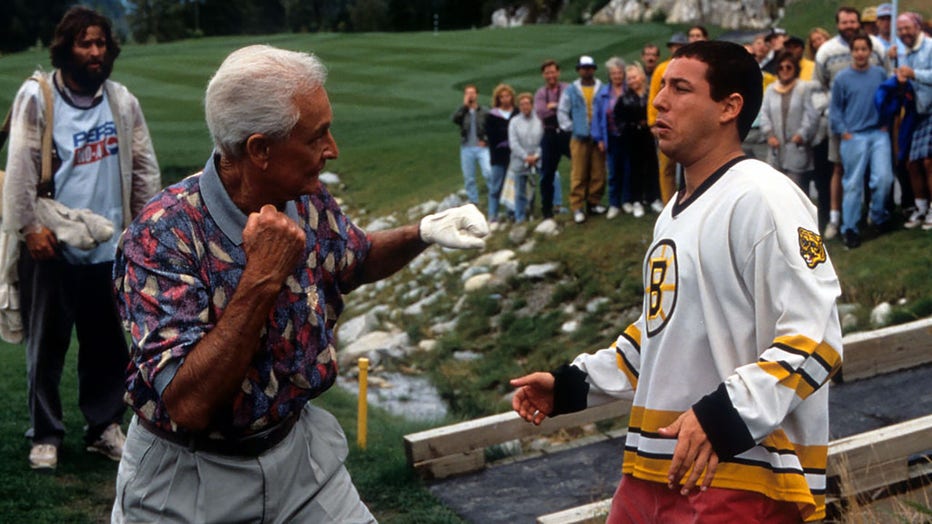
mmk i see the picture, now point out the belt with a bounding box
[138,411,300,457]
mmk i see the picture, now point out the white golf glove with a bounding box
[419,203,489,249]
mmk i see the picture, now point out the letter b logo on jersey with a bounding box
[644,239,677,337]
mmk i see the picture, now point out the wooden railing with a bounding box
[402,317,932,522]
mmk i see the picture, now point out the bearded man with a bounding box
[2,5,160,470]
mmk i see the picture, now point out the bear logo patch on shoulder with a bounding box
[798,227,826,269]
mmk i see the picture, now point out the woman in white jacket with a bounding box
[759,51,821,188]
[508,92,543,222]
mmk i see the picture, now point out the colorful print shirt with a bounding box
[114,154,371,437]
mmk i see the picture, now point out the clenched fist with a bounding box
[419,203,489,250]
[242,204,306,284]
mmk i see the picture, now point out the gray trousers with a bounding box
[18,254,128,446]
[112,404,376,523]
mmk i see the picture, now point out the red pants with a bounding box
[607,474,802,523]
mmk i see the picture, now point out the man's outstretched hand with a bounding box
[510,372,555,425]
[419,203,489,249]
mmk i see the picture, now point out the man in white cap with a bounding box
[876,3,894,51]
[557,55,606,223]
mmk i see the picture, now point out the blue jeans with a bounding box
[513,166,536,222]
[839,129,893,234]
[488,164,507,220]
[459,145,492,205]
[606,134,629,207]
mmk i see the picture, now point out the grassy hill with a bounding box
[0,13,930,522]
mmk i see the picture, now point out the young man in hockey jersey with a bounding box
[512,41,843,523]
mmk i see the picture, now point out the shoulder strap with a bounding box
[0,75,54,186]
[30,75,54,186]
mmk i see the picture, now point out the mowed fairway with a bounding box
[0,25,668,523]
[1,24,670,214]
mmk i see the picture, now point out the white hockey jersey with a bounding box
[571,157,843,522]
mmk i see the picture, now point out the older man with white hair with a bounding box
[110,45,488,522]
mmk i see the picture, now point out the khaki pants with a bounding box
[569,137,606,211]
[112,404,375,523]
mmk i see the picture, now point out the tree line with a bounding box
[1,0,587,53]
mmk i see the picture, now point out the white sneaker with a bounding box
[824,222,839,239]
[632,202,645,218]
[650,200,664,213]
[29,443,57,470]
[573,210,586,224]
[904,208,926,229]
[589,204,607,215]
[923,212,932,231]
[86,423,125,461]
[621,203,634,214]
[606,206,621,219]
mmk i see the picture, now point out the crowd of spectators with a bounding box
[452,5,932,248]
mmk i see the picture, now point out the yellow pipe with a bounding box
[357,357,368,449]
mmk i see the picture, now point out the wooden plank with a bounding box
[537,499,611,524]
[834,457,909,496]
[534,415,932,524]
[412,449,485,480]
[404,398,631,465]
[827,414,932,475]
[840,317,932,382]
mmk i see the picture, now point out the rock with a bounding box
[418,339,438,352]
[453,350,482,361]
[337,311,380,346]
[439,193,467,211]
[592,0,773,30]
[490,6,530,28]
[407,200,440,220]
[518,239,537,253]
[586,297,610,313]
[534,219,559,236]
[319,171,341,186]
[462,265,490,281]
[420,257,452,277]
[474,249,515,268]
[523,262,560,279]
[842,313,859,332]
[494,260,519,282]
[365,216,397,231]
[508,224,529,244]
[561,319,580,333]
[430,319,457,335]
[837,303,859,316]
[404,291,445,316]
[870,302,893,327]
[339,330,410,367]
[464,273,493,291]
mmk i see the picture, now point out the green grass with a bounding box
[0,14,930,522]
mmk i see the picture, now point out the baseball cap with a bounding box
[876,3,892,17]
[576,55,597,69]
[862,6,878,23]
[766,27,787,41]
[667,32,688,46]
[784,35,805,48]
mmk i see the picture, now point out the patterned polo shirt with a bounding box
[114,154,371,438]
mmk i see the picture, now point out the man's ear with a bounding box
[245,134,271,170]
[720,93,744,126]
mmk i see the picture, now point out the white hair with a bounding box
[205,45,328,158]
[605,56,626,73]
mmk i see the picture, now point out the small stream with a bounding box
[337,371,449,422]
